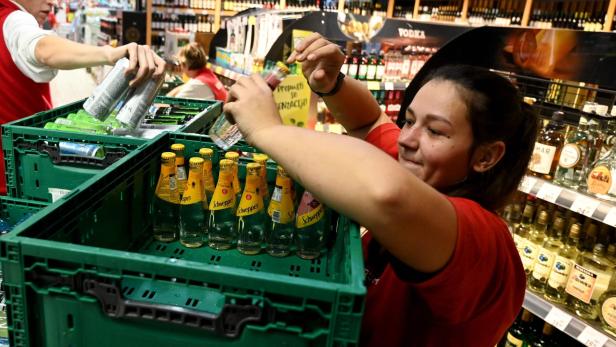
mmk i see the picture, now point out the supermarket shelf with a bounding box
[209,63,247,81]
[518,175,616,228]
[523,290,616,347]
[221,10,238,16]
[152,5,214,14]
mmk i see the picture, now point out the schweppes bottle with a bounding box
[266,166,295,257]
[199,148,216,204]
[153,152,180,242]
[208,159,237,250]
[236,163,266,255]
[224,151,242,202]
[252,153,270,204]
[171,144,188,195]
[295,191,327,259]
[179,157,206,248]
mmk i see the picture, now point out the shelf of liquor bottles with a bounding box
[523,290,616,347]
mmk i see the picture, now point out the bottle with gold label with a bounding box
[554,118,590,189]
[529,216,566,293]
[587,139,616,201]
[295,190,327,260]
[208,159,237,250]
[252,153,270,204]
[566,243,615,320]
[514,204,534,258]
[225,151,242,203]
[503,309,533,347]
[236,163,266,255]
[266,166,295,257]
[522,210,549,277]
[529,111,566,180]
[171,144,188,195]
[153,152,180,242]
[199,148,216,204]
[544,223,581,303]
[179,157,206,248]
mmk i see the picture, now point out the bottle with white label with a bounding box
[554,118,590,189]
[566,243,615,320]
[514,204,534,266]
[529,111,566,181]
[599,250,616,337]
[529,216,566,293]
[544,223,581,303]
[522,210,549,277]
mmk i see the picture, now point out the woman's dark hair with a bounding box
[178,43,207,71]
[420,65,538,211]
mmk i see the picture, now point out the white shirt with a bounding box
[175,79,215,100]
[3,0,57,82]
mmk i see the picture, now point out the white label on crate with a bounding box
[537,184,562,203]
[384,82,394,90]
[604,207,616,227]
[544,307,572,331]
[571,196,600,217]
[48,188,71,203]
[519,176,537,194]
[578,326,608,347]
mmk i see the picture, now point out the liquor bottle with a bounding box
[529,216,566,293]
[583,120,605,189]
[366,50,377,81]
[545,223,581,303]
[295,190,327,259]
[600,120,616,160]
[224,151,242,202]
[554,118,590,189]
[252,153,270,204]
[529,111,566,180]
[375,51,385,81]
[505,203,523,234]
[522,210,549,276]
[340,53,350,75]
[208,159,237,250]
[171,144,188,195]
[179,157,206,248]
[527,322,557,347]
[236,163,266,255]
[566,243,615,320]
[266,166,295,257]
[514,204,535,259]
[348,49,359,80]
[153,152,180,242]
[199,148,216,204]
[504,309,533,347]
[587,137,616,201]
[357,51,368,81]
[599,254,616,337]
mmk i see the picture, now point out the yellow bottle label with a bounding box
[209,171,235,211]
[602,297,616,329]
[267,176,294,224]
[237,175,264,217]
[547,256,573,289]
[588,165,613,195]
[155,164,179,204]
[181,170,204,205]
[296,191,324,228]
[505,333,524,347]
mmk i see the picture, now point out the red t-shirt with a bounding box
[360,122,526,347]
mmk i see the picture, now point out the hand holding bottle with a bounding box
[106,43,166,87]
[287,33,345,94]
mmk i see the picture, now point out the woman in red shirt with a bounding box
[223,33,538,346]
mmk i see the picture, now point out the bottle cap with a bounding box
[225,151,239,161]
[253,153,269,163]
[523,204,535,218]
[593,243,606,254]
[275,61,290,74]
[189,157,204,168]
[537,210,548,224]
[553,216,565,231]
[246,162,261,174]
[551,111,564,122]
[219,159,234,169]
[608,244,616,256]
[276,165,288,176]
[199,148,214,157]
[569,223,581,237]
[161,152,176,161]
[171,143,185,152]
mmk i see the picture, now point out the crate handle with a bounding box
[15,140,126,168]
[83,279,269,338]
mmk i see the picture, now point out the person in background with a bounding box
[167,42,227,101]
[0,0,166,194]
[223,33,538,346]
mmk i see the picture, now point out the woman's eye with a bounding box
[428,128,442,135]
[404,119,415,127]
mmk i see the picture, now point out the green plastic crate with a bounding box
[0,196,48,231]
[2,97,221,202]
[0,132,366,347]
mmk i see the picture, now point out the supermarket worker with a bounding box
[166,42,228,101]
[223,32,538,346]
[0,0,166,194]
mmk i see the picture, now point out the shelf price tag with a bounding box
[578,326,608,347]
[366,81,380,90]
[604,207,616,228]
[544,307,571,331]
[537,183,562,204]
[519,176,537,194]
[571,196,601,218]
[384,82,394,90]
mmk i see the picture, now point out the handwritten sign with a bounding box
[273,75,311,128]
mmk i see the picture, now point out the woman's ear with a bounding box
[471,141,506,173]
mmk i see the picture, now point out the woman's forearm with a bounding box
[35,36,120,69]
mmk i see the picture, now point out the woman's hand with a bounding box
[287,33,345,94]
[223,74,282,145]
[108,43,166,87]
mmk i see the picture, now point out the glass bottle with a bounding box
[252,153,270,205]
[208,159,237,250]
[529,216,566,293]
[522,210,549,277]
[527,322,557,347]
[554,118,590,189]
[587,134,616,201]
[506,203,523,235]
[295,191,327,259]
[599,120,616,160]
[236,163,266,255]
[504,309,533,347]
[179,157,206,248]
[514,204,535,263]
[199,147,216,204]
[566,243,615,320]
[529,111,566,180]
[225,151,242,203]
[545,222,581,303]
[153,152,180,242]
[266,166,295,257]
[599,254,616,337]
[171,143,188,195]
[582,120,605,190]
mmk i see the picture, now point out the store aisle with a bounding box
[50,68,96,107]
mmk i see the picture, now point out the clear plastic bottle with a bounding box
[153,152,180,242]
[237,163,266,255]
[179,157,206,248]
[208,159,237,250]
[266,166,295,257]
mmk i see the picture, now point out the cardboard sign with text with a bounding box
[273,74,311,127]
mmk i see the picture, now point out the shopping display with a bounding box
[499,309,584,346]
